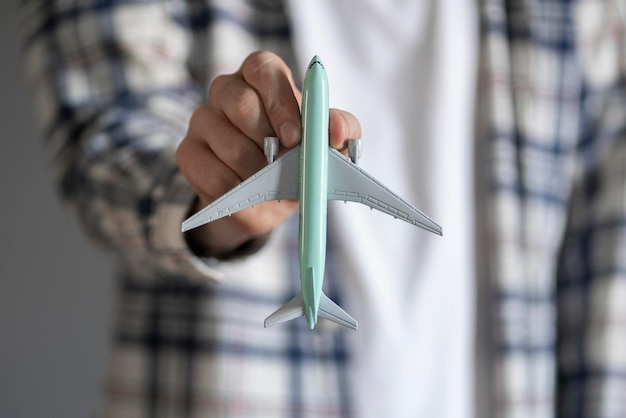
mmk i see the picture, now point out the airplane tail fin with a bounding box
[264,291,358,330]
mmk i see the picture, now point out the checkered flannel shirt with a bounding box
[20,0,626,417]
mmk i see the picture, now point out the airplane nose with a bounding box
[308,55,324,69]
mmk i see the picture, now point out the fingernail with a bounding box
[280,121,300,147]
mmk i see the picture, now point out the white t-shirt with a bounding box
[288,1,478,417]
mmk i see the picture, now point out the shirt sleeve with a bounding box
[557,1,626,413]
[20,1,226,281]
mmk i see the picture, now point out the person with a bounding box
[20,0,626,417]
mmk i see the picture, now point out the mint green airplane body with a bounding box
[298,56,331,329]
[182,56,442,330]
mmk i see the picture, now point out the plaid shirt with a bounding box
[20,0,626,417]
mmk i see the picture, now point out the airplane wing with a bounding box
[327,148,442,236]
[182,146,301,232]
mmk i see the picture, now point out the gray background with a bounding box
[0,4,115,417]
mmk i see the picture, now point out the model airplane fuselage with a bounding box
[298,56,331,329]
[182,56,442,330]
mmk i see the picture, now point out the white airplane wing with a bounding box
[182,146,301,232]
[327,148,442,236]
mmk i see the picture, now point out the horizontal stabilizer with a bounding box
[264,293,304,328]
[264,292,358,330]
[318,293,358,330]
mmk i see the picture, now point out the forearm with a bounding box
[19,0,230,279]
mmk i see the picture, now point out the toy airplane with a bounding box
[182,55,442,330]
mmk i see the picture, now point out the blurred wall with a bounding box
[0,4,115,417]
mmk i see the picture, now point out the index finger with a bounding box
[239,51,302,148]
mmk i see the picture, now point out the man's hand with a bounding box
[176,51,361,258]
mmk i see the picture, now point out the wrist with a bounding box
[185,226,271,260]
[183,197,272,260]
